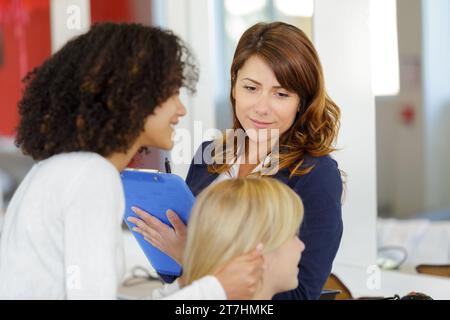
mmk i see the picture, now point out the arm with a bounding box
[63,162,124,299]
[273,157,343,300]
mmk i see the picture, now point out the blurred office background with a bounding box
[0,0,449,298]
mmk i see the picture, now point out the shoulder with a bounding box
[295,154,341,189]
[41,152,120,198]
[284,154,343,212]
[33,152,118,188]
[304,154,339,173]
[40,152,115,174]
[193,141,214,162]
[189,140,216,168]
[201,140,214,148]
[70,152,119,186]
[289,155,343,231]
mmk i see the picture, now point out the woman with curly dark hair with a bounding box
[0,23,263,300]
[132,22,344,300]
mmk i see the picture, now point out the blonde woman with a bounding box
[182,177,305,299]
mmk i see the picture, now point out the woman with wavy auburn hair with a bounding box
[182,178,305,300]
[132,21,343,300]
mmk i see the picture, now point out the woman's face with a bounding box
[142,93,186,150]
[233,55,300,143]
[265,236,305,293]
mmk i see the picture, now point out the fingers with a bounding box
[127,216,149,233]
[256,243,264,253]
[250,243,264,257]
[127,218,163,249]
[166,210,186,235]
[127,217,157,239]
[241,243,265,262]
[243,244,265,274]
[129,207,170,237]
[131,207,166,229]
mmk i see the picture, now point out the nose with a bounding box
[254,94,271,116]
[177,98,187,117]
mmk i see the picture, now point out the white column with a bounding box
[422,0,450,211]
[313,0,378,268]
[159,0,217,178]
[50,0,91,53]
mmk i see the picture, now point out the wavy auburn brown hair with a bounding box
[208,22,340,177]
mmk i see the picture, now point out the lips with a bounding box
[249,118,274,129]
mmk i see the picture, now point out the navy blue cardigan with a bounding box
[160,141,343,300]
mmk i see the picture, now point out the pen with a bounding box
[165,157,171,173]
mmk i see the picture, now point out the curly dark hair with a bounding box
[16,22,198,160]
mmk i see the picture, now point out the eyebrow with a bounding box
[241,77,284,89]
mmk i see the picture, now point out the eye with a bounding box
[244,85,257,92]
[276,92,290,98]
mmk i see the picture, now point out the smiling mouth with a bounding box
[249,118,274,128]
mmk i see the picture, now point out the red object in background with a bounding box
[0,0,151,139]
[90,0,152,25]
[401,104,416,125]
[0,0,51,137]
[90,0,133,24]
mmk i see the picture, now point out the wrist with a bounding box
[213,272,229,297]
[178,273,186,288]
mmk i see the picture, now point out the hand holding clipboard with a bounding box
[127,206,186,266]
[121,168,195,276]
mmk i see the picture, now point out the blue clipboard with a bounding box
[120,169,195,276]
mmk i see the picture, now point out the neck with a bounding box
[107,140,143,172]
[246,138,275,165]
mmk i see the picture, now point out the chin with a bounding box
[160,141,174,150]
[152,138,173,150]
[287,279,299,291]
[245,128,274,143]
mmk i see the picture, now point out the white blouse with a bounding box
[0,152,226,300]
[0,152,125,299]
[212,152,273,184]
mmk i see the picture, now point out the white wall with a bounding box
[376,0,426,218]
[157,0,218,179]
[50,0,90,53]
[422,0,450,212]
[314,0,450,298]
[377,0,450,217]
[313,0,378,268]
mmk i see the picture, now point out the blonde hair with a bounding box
[182,177,304,286]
